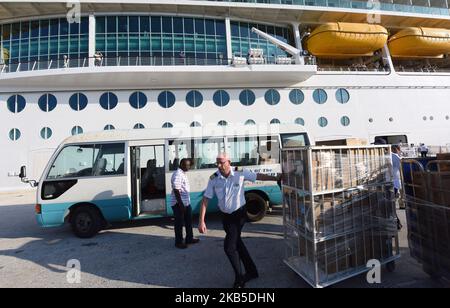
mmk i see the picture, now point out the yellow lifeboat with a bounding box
[388,27,450,58]
[305,22,388,58]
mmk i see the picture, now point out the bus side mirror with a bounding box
[19,166,27,179]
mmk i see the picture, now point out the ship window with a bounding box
[336,88,350,104]
[289,89,304,105]
[99,92,118,110]
[295,117,305,126]
[71,126,83,136]
[218,120,228,126]
[162,122,173,128]
[7,95,26,113]
[239,90,255,106]
[313,89,327,104]
[245,119,256,126]
[9,128,21,141]
[69,93,88,111]
[341,116,350,126]
[134,123,145,129]
[186,90,203,108]
[129,92,147,109]
[430,116,434,121]
[265,89,280,106]
[190,121,201,127]
[369,118,374,123]
[38,94,57,112]
[389,117,394,122]
[318,117,328,127]
[423,116,427,121]
[270,118,281,124]
[104,124,115,130]
[40,127,52,140]
[158,91,176,108]
[213,90,230,107]
[446,116,449,120]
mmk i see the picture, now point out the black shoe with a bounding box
[175,243,188,249]
[186,238,200,245]
[233,276,245,289]
[243,272,259,283]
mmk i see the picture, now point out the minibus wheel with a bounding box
[245,192,267,222]
[71,206,103,238]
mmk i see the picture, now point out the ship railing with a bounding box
[200,0,450,16]
[0,55,315,74]
[395,65,450,73]
[317,65,391,72]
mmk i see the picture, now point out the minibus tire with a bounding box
[245,192,267,222]
[71,206,102,238]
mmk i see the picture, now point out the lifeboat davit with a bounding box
[388,27,450,58]
[305,22,388,58]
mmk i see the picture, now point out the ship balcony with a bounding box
[0,56,317,92]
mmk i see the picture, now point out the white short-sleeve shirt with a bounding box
[203,168,257,214]
[170,168,191,206]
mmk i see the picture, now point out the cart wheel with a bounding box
[386,261,396,272]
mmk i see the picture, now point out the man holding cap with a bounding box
[198,153,281,288]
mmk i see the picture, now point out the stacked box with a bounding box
[402,157,450,280]
[282,146,400,288]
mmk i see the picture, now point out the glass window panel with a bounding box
[30,20,40,38]
[205,19,215,35]
[118,16,128,32]
[173,17,183,34]
[107,16,117,33]
[140,16,150,33]
[50,19,59,36]
[151,17,161,33]
[195,19,205,34]
[40,20,49,36]
[184,18,194,34]
[20,21,30,39]
[162,17,172,33]
[47,145,96,179]
[69,20,79,35]
[129,16,139,33]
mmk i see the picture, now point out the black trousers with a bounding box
[222,206,258,280]
[172,204,194,244]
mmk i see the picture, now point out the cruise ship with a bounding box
[1,0,450,191]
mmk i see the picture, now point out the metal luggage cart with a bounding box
[402,159,450,280]
[282,146,400,288]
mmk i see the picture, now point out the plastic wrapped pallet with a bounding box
[402,158,450,280]
[282,146,400,288]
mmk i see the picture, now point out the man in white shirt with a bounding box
[171,158,199,249]
[419,143,429,158]
[198,153,281,288]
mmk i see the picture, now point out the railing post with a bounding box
[89,14,96,67]
[225,17,233,65]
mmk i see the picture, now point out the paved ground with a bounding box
[0,190,448,288]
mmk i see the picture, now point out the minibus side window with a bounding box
[93,143,126,176]
[227,136,280,166]
[168,138,225,170]
[281,133,308,148]
[47,145,96,179]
